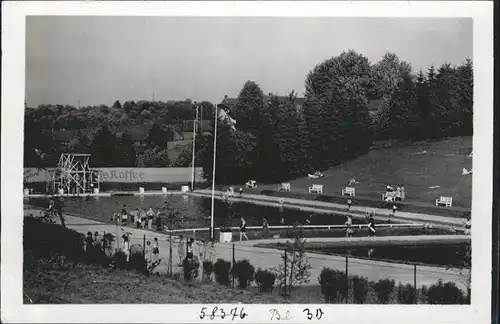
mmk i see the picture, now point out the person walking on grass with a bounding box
[178,235,185,265]
[347,199,353,212]
[239,217,249,241]
[239,187,243,196]
[147,206,155,229]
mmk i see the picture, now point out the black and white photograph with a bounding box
[1,1,494,323]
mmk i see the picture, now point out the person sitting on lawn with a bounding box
[348,178,359,186]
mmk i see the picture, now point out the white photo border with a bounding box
[1,1,493,323]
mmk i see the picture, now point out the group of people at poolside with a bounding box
[111,204,166,231]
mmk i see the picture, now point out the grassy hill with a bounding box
[256,137,472,208]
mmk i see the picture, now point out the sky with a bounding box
[25,16,472,107]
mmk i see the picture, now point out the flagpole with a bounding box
[210,104,218,241]
[191,105,199,191]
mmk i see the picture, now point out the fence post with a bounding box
[169,232,173,276]
[143,234,146,256]
[346,254,349,303]
[283,248,288,297]
[414,264,417,304]
[232,243,235,288]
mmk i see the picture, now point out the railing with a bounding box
[166,223,426,233]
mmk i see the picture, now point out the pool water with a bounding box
[26,195,457,236]
[306,244,470,268]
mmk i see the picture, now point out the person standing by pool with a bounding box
[85,231,94,253]
[122,235,130,262]
[391,205,397,222]
[368,215,376,236]
[347,199,353,211]
[147,207,155,229]
[145,240,153,266]
[140,208,147,229]
[134,208,141,228]
[187,238,195,260]
[239,217,249,241]
[262,218,270,239]
[345,215,353,238]
[152,237,160,263]
[121,205,128,225]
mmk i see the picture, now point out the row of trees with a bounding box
[24,120,196,168]
[25,51,472,180]
[201,51,473,184]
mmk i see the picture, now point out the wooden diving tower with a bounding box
[52,153,100,194]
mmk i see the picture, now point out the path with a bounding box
[190,190,466,227]
[24,208,469,291]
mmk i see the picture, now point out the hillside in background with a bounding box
[255,137,472,208]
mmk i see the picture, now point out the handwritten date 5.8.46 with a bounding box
[199,306,248,320]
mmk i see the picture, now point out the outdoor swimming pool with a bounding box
[305,243,470,268]
[26,194,457,235]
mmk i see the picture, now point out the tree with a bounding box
[232,81,265,135]
[376,73,421,140]
[146,123,168,149]
[112,100,122,109]
[138,146,170,167]
[201,120,256,184]
[118,133,137,167]
[303,51,373,169]
[372,52,412,99]
[90,124,120,166]
[272,223,311,298]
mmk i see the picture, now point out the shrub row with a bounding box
[319,267,468,304]
[24,216,149,275]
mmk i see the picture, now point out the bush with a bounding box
[351,275,369,304]
[427,280,465,304]
[112,251,128,270]
[214,258,231,286]
[397,283,415,304]
[254,268,276,293]
[231,259,255,289]
[203,260,214,280]
[23,216,85,262]
[318,267,347,303]
[129,253,148,274]
[373,279,396,304]
[183,257,200,282]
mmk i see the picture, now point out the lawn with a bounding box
[23,261,287,304]
[253,137,473,208]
